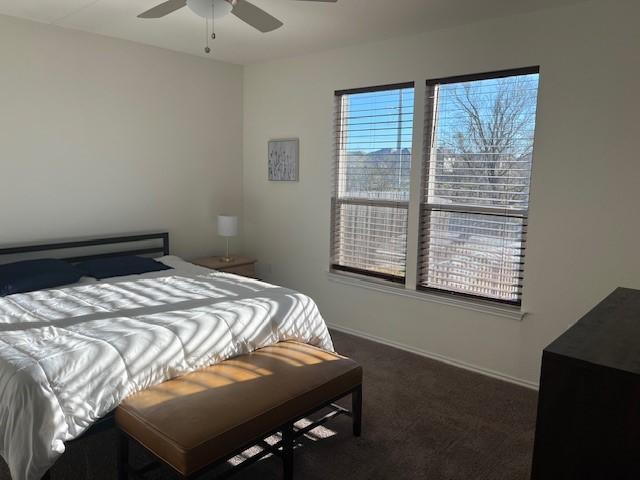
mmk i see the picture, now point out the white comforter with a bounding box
[0,256,333,480]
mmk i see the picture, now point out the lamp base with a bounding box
[221,256,234,263]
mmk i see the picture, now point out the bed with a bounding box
[0,233,333,480]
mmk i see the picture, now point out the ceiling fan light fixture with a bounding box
[186,0,233,19]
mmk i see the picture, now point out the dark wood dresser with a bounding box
[531,287,640,480]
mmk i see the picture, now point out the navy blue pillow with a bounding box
[76,256,172,280]
[0,258,84,296]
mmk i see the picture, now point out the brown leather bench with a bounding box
[115,341,363,479]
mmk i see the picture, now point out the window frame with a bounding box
[331,82,415,284]
[417,67,540,307]
[329,67,540,312]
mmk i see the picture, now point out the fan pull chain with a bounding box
[211,0,216,40]
[204,0,216,54]
[204,16,210,53]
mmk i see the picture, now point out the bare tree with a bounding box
[437,76,538,207]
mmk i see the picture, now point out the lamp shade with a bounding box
[217,215,238,237]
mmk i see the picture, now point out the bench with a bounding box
[115,341,363,479]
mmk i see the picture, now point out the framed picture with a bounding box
[268,138,299,181]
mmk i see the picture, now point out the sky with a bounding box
[343,87,414,154]
[342,73,539,155]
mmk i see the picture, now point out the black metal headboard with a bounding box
[0,232,169,263]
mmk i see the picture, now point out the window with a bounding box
[418,68,540,305]
[330,68,539,308]
[331,83,415,281]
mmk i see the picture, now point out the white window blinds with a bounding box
[331,83,415,282]
[418,69,540,304]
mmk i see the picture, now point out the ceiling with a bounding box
[0,0,589,64]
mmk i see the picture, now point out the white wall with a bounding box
[242,0,640,385]
[0,15,243,258]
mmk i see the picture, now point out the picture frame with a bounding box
[268,138,299,181]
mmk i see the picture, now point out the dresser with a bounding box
[531,287,640,480]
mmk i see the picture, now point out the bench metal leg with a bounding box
[117,432,129,480]
[352,384,362,437]
[282,423,294,480]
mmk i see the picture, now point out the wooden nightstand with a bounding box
[193,256,257,278]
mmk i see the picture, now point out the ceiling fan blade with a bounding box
[138,0,187,18]
[231,0,284,33]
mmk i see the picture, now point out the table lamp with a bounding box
[217,215,238,262]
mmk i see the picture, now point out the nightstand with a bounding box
[193,256,257,278]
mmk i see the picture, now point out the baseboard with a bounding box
[327,323,539,391]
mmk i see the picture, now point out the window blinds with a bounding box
[418,69,539,304]
[332,83,415,281]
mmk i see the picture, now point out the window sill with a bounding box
[326,270,526,321]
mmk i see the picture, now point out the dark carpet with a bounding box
[0,330,538,479]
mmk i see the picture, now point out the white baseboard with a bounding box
[327,322,539,391]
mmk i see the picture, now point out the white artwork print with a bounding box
[268,139,299,181]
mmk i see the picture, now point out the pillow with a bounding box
[0,258,83,296]
[76,256,172,280]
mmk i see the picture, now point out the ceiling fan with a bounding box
[138,0,337,34]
